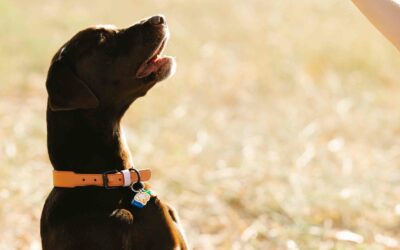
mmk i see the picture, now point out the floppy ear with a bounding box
[46,59,99,111]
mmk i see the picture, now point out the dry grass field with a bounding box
[1,0,400,249]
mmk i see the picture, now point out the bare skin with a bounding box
[352,0,400,50]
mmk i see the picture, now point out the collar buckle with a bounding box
[102,170,119,189]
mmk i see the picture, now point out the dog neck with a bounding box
[47,107,133,173]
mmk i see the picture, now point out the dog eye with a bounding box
[98,31,114,44]
[99,33,107,43]
[97,33,117,56]
[97,29,116,43]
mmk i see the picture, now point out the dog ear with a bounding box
[46,59,99,111]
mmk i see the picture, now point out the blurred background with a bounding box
[1,0,400,249]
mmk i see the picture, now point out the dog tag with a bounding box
[131,190,152,208]
[130,181,155,208]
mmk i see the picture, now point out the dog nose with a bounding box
[147,15,165,25]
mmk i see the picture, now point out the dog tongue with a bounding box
[136,56,166,78]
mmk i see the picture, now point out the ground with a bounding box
[1,0,400,249]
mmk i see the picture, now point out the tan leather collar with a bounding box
[53,169,151,188]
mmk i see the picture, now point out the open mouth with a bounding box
[135,37,175,79]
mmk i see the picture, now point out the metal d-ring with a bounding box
[129,168,144,192]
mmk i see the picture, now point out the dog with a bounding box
[40,15,188,250]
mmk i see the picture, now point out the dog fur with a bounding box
[40,16,188,250]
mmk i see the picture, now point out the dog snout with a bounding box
[147,15,166,25]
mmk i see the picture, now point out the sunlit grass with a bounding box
[1,0,400,249]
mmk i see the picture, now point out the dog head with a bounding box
[46,15,176,113]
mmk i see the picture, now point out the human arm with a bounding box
[352,0,400,50]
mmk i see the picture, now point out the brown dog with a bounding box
[40,15,188,250]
